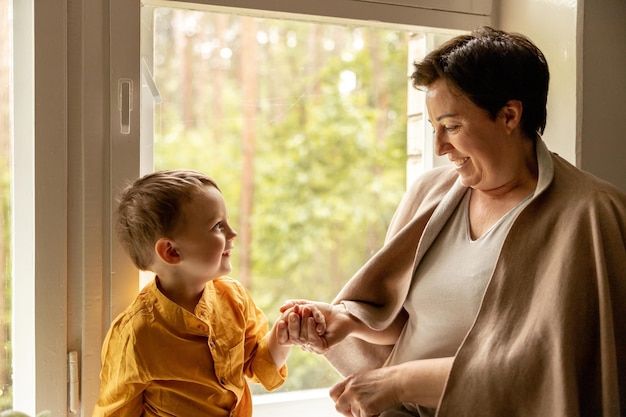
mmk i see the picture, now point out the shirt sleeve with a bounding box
[239,285,287,391]
[92,316,149,417]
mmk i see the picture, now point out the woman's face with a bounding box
[426,79,517,191]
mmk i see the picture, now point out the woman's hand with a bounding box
[330,367,401,417]
[330,358,454,416]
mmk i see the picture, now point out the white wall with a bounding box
[579,0,626,192]
[495,0,626,192]
[494,0,578,166]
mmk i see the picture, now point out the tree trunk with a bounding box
[212,14,229,144]
[368,30,388,251]
[175,9,196,130]
[239,17,258,288]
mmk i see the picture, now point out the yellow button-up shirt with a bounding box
[93,277,287,417]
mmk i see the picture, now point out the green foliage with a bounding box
[0,385,12,411]
[0,410,51,417]
[0,90,12,411]
[250,348,341,395]
[150,9,409,394]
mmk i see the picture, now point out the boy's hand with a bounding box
[291,303,326,336]
[276,301,329,352]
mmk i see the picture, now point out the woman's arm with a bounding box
[347,304,407,345]
[277,300,406,352]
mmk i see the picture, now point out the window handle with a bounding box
[141,58,162,104]
[68,351,79,413]
[118,78,133,134]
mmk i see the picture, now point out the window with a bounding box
[142,5,410,396]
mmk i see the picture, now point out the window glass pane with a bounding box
[142,5,410,395]
[0,0,12,409]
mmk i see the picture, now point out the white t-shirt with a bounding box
[387,188,533,365]
[385,189,533,416]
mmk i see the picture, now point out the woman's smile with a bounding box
[451,156,470,169]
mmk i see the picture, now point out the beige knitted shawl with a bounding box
[325,140,626,417]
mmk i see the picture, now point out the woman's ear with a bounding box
[155,238,181,265]
[501,99,523,134]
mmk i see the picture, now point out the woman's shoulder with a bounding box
[545,155,626,232]
[551,153,626,206]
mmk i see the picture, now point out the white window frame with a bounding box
[12,0,68,414]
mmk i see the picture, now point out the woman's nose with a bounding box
[434,130,451,156]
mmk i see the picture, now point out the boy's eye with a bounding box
[213,221,224,230]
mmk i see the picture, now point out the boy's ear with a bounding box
[155,238,181,265]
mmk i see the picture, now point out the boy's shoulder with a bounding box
[206,276,256,310]
[209,276,247,298]
[212,275,242,287]
[106,288,158,336]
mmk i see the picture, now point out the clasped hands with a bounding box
[275,300,392,417]
[275,299,348,353]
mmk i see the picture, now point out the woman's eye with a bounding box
[431,125,459,134]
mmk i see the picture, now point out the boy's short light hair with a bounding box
[115,169,220,270]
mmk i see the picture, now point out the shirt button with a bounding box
[209,338,216,348]
[220,376,227,385]
[197,324,207,332]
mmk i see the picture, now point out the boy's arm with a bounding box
[93,394,144,417]
[267,319,292,368]
[93,325,147,417]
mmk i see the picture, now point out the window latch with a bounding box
[118,78,133,134]
[68,351,79,413]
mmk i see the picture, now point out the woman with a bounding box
[278,26,626,417]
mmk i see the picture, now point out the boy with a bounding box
[93,169,311,416]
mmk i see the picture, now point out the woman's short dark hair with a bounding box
[411,26,549,139]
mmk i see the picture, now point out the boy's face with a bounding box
[169,185,237,284]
